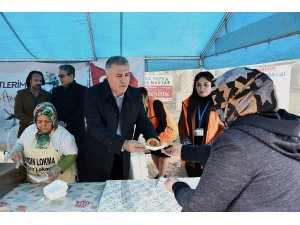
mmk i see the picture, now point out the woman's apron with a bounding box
[23,138,75,184]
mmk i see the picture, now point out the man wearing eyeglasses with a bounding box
[51,64,87,181]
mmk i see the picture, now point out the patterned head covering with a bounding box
[34,102,58,130]
[211,67,278,128]
[33,102,58,149]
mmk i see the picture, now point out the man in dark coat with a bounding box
[14,70,51,138]
[84,56,158,182]
[51,64,87,181]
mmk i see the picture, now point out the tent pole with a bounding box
[86,12,97,61]
[120,12,123,56]
[199,12,233,67]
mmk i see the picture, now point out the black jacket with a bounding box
[84,79,157,182]
[51,81,87,145]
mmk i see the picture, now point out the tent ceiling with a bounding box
[1,12,300,71]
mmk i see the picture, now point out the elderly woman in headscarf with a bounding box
[164,67,300,211]
[10,102,78,184]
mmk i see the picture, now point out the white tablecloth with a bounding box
[0,182,105,212]
[0,178,200,212]
[97,178,200,212]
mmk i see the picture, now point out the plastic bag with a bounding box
[129,152,148,179]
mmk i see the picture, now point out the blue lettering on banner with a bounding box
[0,80,26,88]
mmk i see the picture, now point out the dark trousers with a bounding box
[110,153,124,180]
[76,141,91,182]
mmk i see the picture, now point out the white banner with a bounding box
[0,62,89,145]
[255,65,291,110]
[145,75,173,102]
[0,58,145,145]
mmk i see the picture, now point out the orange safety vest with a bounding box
[147,97,178,142]
[181,98,223,168]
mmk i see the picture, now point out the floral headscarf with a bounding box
[211,67,278,128]
[33,102,58,149]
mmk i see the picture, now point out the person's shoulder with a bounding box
[73,81,88,90]
[51,86,60,94]
[153,99,163,104]
[153,99,163,108]
[212,129,245,152]
[78,82,88,89]
[182,98,189,107]
[16,88,28,94]
[23,123,37,134]
[52,85,62,91]
[127,86,141,97]
[87,83,103,94]
[41,89,51,95]
[54,125,74,139]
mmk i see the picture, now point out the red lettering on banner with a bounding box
[146,86,172,100]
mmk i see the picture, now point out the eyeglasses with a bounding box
[58,74,69,79]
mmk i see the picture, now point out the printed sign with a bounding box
[255,65,291,110]
[145,75,173,102]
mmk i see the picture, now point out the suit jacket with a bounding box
[84,79,157,182]
[14,88,51,137]
[51,81,87,145]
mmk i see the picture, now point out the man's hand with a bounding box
[123,140,147,153]
[165,177,179,193]
[161,142,182,157]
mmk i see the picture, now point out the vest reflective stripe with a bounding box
[148,97,178,142]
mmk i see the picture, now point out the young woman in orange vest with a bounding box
[134,87,178,178]
[178,71,224,177]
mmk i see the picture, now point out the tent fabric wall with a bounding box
[0,12,300,71]
[203,12,300,69]
[0,12,225,59]
[145,59,200,72]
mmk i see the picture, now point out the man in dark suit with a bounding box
[51,64,87,181]
[84,56,157,182]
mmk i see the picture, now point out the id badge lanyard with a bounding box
[195,101,209,137]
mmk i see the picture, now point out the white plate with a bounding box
[145,143,167,151]
[28,173,49,183]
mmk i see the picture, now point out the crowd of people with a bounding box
[9,56,300,211]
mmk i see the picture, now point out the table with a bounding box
[0,178,199,212]
[0,182,105,212]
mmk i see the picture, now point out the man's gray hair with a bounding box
[105,56,129,70]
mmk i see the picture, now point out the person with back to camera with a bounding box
[134,87,178,178]
[84,56,158,182]
[14,70,51,138]
[178,71,224,177]
[164,67,300,211]
[10,102,78,184]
